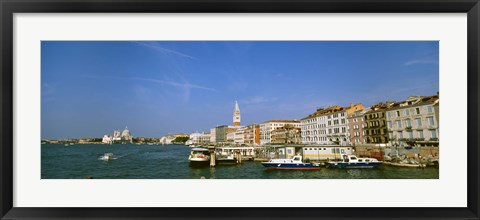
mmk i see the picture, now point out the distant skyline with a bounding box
[41,41,439,139]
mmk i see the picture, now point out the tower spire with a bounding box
[233,100,241,126]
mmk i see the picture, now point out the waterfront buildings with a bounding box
[347,109,368,146]
[259,120,300,145]
[215,125,228,143]
[210,128,216,144]
[244,124,260,145]
[234,126,247,144]
[325,104,365,146]
[300,103,364,146]
[363,102,394,144]
[215,125,238,144]
[271,125,302,144]
[199,132,211,144]
[102,126,133,144]
[385,95,439,147]
[300,111,328,145]
[187,132,203,145]
[159,133,189,144]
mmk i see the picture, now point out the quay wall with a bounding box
[354,145,439,160]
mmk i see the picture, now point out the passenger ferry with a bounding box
[188,148,210,167]
[326,154,383,168]
[261,155,320,170]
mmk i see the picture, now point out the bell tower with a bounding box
[233,101,241,126]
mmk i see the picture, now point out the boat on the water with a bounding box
[383,161,426,168]
[99,153,114,161]
[188,148,210,167]
[261,155,320,170]
[326,154,383,168]
[215,154,237,165]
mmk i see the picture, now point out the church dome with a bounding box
[121,126,131,138]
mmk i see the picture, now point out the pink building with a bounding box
[347,110,367,146]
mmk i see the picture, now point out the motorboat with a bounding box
[215,154,237,165]
[99,153,115,161]
[261,155,320,170]
[188,148,210,167]
[383,161,426,168]
[327,154,383,168]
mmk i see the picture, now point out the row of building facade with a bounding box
[176,94,439,148]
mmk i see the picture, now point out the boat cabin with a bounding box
[267,155,304,164]
[341,154,379,163]
[191,148,209,155]
[291,155,303,163]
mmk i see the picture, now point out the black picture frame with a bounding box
[1,0,479,219]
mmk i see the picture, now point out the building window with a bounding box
[389,132,394,139]
[398,132,403,139]
[416,108,420,114]
[428,106,433,113]
[408,131,413,139]
[427,116,435,126]
[396,111,400,117]
[418,130,424,139]
[415,118,422,126]
[404,109,410,116]
[405,119,411,127]
[396,120,402,128]
[430,130,437,138]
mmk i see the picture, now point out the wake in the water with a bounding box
[98,153,131,161]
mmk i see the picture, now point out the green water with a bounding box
[41,144,439,179]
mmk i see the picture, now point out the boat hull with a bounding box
[383,162,426,168]
[261,162,320,170]
[189,159,210,167]
[327,162,382,168]
[216,158,237,165]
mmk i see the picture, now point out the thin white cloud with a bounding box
[134,42,197,60]
[128,77,216,92]
[404,59,437,66]
[83,74,215,92]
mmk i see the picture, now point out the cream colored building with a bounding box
[300,103,364,146]
[234,126,247,144]
[259,120,300,145]
[210,128,216,144]
[386,95,439,147]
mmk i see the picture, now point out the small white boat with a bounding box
[99,153,114,161]
[215,154,237,165]
[261,155,320,170]
[188,148,210,167]
[383,161,426,168]
[327,154,383,168]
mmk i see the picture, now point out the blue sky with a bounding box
[41,41,439,139]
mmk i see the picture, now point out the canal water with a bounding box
[41,144,439,179]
